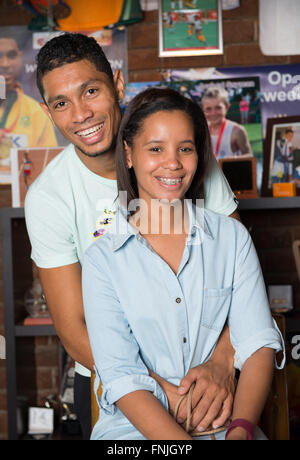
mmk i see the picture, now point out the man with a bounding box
[201,87,253,160]
[0,33,57,172]
[25,33,238,439]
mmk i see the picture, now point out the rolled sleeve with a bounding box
[94,368,169,416]
[229,224,285,370]
[234,321,285,371]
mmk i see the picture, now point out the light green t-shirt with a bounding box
[25,144,237,377]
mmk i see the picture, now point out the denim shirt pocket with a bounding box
[201,286,232,331]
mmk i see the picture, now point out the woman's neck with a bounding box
[130,199,189,237]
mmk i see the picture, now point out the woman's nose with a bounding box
[163,150,182,169]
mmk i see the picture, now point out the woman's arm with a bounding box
[226,347,274,440]
[117,390,192,440]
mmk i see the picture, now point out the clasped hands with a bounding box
[149,360,235,435]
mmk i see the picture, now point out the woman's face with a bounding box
[125,110,198,205]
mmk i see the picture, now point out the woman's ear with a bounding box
[124,141,133,169]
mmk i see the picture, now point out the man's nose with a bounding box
[72,100,94,123]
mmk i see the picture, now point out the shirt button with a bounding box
[176,297,181,304]
[183,337,187,343]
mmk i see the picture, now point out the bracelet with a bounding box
[225,418,254,440]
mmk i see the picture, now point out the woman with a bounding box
[82,88,284,440]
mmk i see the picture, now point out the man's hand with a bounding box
[175,361,235,432]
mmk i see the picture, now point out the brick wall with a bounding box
[0,0,300,440]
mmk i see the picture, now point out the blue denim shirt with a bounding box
[82,204,284,440]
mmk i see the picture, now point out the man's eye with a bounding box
[87,88,98,96]
[54,101,65,110]
[149,147,161,152]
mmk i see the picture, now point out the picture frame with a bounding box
[158,0,223,57]
[262,116,300,196]
[219,156,258,199]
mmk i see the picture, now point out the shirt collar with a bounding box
[111,200,214,252]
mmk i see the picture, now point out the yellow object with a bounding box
[272,182,296,197]
[0,87,57,147]
[57,0,124,31]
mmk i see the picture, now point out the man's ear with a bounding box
[124,140,132,169]
[113,69,125,101]
[40,102,54,124]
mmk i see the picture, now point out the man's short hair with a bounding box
[36,33,114,102]
[202,87,230,108]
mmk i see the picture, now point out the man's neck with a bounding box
[75,148,117,180]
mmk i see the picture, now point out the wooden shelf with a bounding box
[2,199,300,219]
[15,324,56,337]
[238,196,300,210]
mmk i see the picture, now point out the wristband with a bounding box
[225,418,254,440]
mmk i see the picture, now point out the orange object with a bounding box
[272,182,296,197]
[57,0,124,31]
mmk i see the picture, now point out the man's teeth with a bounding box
[157,177,182,185]
[77,123,103,138]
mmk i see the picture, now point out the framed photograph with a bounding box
[262,116,300,196]
[158,0,223,57]
[11,147,63,207]
[219,156,258,199]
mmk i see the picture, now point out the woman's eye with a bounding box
[180,147,194,153]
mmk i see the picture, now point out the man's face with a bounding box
[202,96,228,127]
[41,59,123,158]
[0,38,22,91]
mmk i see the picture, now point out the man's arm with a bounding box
[38,263,94,371]
[229,210,241,222]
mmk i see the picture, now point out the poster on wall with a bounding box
[0,26,128,184]
[162,64,300,138]
[11,147,64,207]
